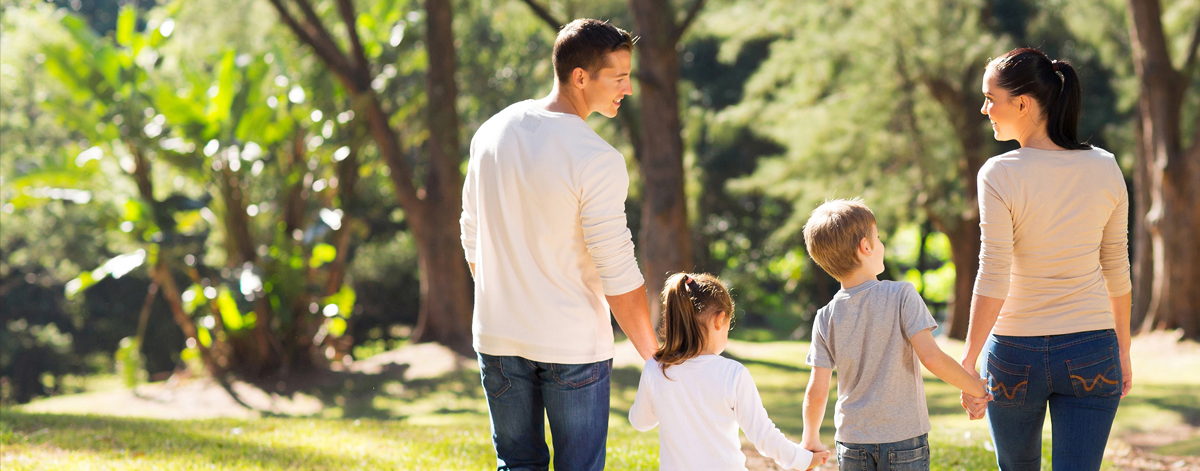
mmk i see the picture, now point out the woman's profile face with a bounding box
[980,68,1022,142]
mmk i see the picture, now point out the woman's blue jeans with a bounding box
[478,353,612,471]
[983,329,1122,471]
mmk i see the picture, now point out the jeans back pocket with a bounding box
[1066,346,1121,397]
[836,442,869,470]
[888,444,929,471]
[986,354,1030,407]
[480,355,511,398]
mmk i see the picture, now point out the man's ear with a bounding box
[571,67,588,90]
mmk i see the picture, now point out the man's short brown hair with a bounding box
[552,19,635,84]
[802,198,877,281]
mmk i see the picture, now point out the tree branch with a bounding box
[335,0,371,88]
[1183,15,1200,82]
[673,0,706,43]
[517,0,562,32]
[266,0,357,81]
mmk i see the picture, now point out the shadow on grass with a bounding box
[0,411,380,468]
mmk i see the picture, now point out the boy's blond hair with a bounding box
[802,199,876,281]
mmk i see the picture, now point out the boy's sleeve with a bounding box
[628,360,659,432]
[805,308,835,369]
[900,283,938,339]
[733,366,814,470]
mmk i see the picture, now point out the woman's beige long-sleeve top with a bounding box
[973,147,1132,336]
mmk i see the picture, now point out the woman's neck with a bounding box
[1018,121,1066,151]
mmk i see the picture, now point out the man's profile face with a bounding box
[579,49,633,118]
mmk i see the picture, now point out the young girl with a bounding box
[629,273,830,470]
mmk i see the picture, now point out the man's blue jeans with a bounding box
[478,353,611,471]
[836,433,930,471]
[983,329,1123,471]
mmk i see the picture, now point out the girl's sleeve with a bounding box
[733,366,813,470]
[628,360,659,432]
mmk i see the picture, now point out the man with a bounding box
[459,18,658,471]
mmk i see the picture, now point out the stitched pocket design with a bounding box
[1066,347,1121,397]
[836,442,868,470]
[888,444,929,470]
[480,357,510,398]
[551,362,601,389]
[986,353,1030,407]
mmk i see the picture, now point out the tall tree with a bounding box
[713,0,1005,338]
[1127,0,1200,338]
[267,0,473,354]
[518,0,705,325]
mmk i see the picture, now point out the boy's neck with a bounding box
[839,270,878,290]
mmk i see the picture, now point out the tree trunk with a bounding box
[268,0,474,354]
[629,0,692,328]
[408,0,474,355]
[1130,117,1154,328]
[1128,0,1200,339]
[923,68,991,340]
[943,217,982,340]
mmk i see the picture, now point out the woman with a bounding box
[959,47,1133,471]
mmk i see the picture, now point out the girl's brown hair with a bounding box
[654,272,734,378]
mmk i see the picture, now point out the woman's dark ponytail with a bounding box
[989,48,1091,150]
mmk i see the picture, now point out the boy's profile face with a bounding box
[859,224,885,276]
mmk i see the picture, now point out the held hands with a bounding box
[801,438,830,470]
[959,358,992,420]
[1121,349,1133,398]
[806,450,831,470]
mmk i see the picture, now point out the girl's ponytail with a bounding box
[654,273,734,378]
[1046,60,1087,150]
[988,48,1091,150]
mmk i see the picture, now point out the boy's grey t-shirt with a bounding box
[806,280,938,444]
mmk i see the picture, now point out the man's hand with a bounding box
[805,450,831,470]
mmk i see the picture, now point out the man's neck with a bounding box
[540,85,590,120]
[839,271,877,290]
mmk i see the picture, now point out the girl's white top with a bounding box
[629,355,813,471]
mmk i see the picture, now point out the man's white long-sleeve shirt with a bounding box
[629,356,814,471]
[460,100,644,364]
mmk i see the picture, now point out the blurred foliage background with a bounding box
[1,0,1197,404]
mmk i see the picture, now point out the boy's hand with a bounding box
[805,450,831,470]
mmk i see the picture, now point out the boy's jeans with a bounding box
[836,433,929,470]
[477,353,611,471]
[983,329,1122,471]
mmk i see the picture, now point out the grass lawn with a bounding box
[3,333,1198,470]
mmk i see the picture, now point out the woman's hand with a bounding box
[1121,348,1133,398]
[959,357,988,420]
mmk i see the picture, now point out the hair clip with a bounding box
[682,275,700,293]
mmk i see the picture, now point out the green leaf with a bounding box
[329,317,348,337]
[216,287,245,331]
[324,284,357,319]
[64,271,97,299]
[310,243,337,268]
[197,326,213,348]
[116,6,136,48]
[115,336,144,388]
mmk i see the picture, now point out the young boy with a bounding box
[799,199,990,470]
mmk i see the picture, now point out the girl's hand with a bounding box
[805,450,831,470]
